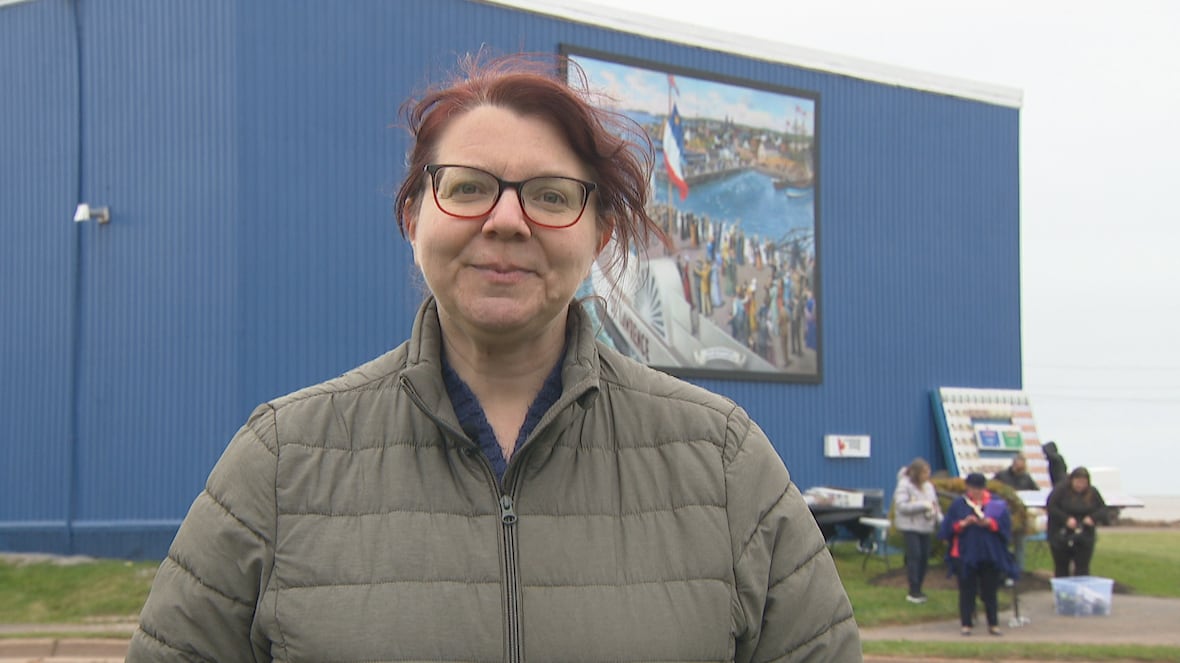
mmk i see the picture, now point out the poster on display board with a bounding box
[931,386,1053,489]
[563,46,822,383]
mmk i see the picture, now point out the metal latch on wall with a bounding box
[73,203,110,224]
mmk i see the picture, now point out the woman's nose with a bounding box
[481,187,532,237]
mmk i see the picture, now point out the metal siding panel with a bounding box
[817,78,1022,491]
[1,0,1021,556]
[0,0,76,548]
[73,0,241,534]
[237,1,414,412]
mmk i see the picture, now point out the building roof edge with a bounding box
[486,0,1024,108]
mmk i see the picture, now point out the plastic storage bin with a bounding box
[1051,576,1113,616]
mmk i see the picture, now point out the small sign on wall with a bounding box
[824,434,871,458]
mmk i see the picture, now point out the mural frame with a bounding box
[561,45,823,383]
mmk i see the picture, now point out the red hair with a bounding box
[394,52,668,274]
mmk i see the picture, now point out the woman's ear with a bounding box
[404,198,418,242]
[404,199,421,266]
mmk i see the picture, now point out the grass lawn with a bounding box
[1,527,1178,661]
[1087,529,1180,598]
[841,528,1180,628]
[0,557,155,624]
[840,526,1180,660]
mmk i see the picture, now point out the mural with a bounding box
[566,47,821,381]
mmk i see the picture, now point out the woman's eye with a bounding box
[538,190,568,206]
[527,180,579,210]
[444,178,491,199]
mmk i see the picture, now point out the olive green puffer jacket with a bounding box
[128,298,860,662]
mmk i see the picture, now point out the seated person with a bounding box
[993,453,1038,491]
[993,452,1038,571]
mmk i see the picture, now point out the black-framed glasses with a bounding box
[424,164,597,229]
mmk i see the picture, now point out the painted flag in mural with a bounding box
[663,104,689,201]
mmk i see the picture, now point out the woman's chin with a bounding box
[446,298,564,340]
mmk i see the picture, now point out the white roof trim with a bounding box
[486,0,1023,108]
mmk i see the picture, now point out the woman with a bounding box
[893,458,942,604]
[940,473,1015,637]
[127,54,860,662]
[1047,466,1108,577]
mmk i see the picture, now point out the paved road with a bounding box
[860,589,1180,646]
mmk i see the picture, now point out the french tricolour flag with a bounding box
[663,104,689,201]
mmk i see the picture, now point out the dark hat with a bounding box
[964,473,987,488]
[1069,466,1090,480]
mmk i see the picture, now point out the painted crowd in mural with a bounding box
[570,48,820,380]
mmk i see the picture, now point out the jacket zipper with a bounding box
[500,494,522,663]
[401,377,526,661]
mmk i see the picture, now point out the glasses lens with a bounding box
[521,177,588,227]
[433,166,498,217]
[430,165,591,227]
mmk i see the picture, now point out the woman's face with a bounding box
[1071,476,1089,493]
[407,105,607,346]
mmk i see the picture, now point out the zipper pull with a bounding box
[500,495,518,525]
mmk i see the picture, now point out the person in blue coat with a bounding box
[940,473,1017,636]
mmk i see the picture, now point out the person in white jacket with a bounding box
[893,458,943,603]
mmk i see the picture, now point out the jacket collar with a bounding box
[401,297,602,414]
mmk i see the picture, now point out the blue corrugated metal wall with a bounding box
[0,0,76,553]
[70,0,244,558]
[0,0,1020,559]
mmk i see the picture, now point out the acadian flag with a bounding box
[663,104,689,201]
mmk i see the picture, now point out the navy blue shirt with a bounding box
[442,350,565,485]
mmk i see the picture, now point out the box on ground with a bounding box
[1051,576,1113,616]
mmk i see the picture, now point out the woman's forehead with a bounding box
[434,105,588,179]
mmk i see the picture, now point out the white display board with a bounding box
[932,387,1052,488]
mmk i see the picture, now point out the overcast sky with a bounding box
[569,0,1180,495]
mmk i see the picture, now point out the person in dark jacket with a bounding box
[993,452,1038,491]
[993,452,1038,571]
[1042,441,1068,487]
[127,52,861,662]
[940,473,1016,637]
[1047,466,1108,577]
